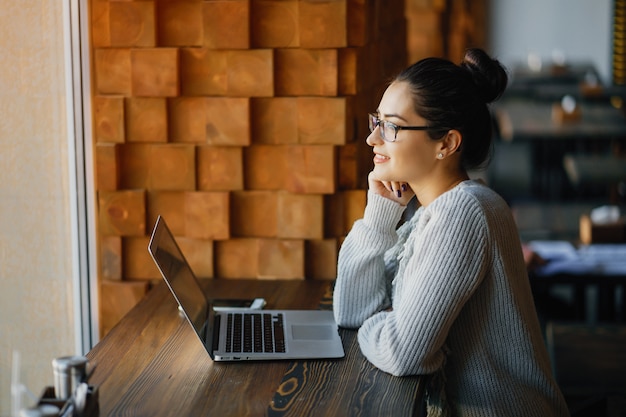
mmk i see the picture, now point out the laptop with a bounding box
[148,215,345,361]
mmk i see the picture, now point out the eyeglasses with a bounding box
[368,113,441,142]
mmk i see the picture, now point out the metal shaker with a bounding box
[52,355,89,399]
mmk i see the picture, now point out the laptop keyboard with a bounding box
[225,313,285,353]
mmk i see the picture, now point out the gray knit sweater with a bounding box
[333,180,569,417]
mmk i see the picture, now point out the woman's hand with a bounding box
[522,244,547,271]
[368,171,414,206]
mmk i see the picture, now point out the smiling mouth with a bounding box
[373,153,389,163]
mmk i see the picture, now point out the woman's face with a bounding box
[366,81,441,186]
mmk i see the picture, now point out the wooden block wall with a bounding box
[90,0,408,338]
[404,0,488,64]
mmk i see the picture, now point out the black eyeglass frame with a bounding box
[368,113,447,142]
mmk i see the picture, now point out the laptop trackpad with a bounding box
[292,325,334,340]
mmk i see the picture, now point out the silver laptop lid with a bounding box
[148,216,216,357]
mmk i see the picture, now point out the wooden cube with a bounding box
[297,97,349,145]
[274,48,338,96]
[407,33,441,66]
[226,49,274,97]
[180,49,273,97]
[125,98,167,143]
[146,192,186,237]
[286,145,336,194]
[119,144,150,189]
[179,48,228,96]
[338,47,369,96]
[91,1,110,48]
[177,237,214,278]
[250,1,299,48]
[340,124,374,190]
[347,0,371,47]
[110,2,156,47]
[131,48,179,97]
[94,96,125,143]
[152,144,196,190]
[185,191,230,239]
[214,238,304,279]
[197,145,244,191]
[214,238,260,278]
[305,239,338,280]
[243,145,286,190]
[123,236,161,280]
[323,190,366,237]
[203,0,250,49]
[298,0,347,48]
[161,144,196,189]
[100,280,150,338]
[120,144,196,190]
[98,190,146,236]
[170,97,250,145]
[323,193,345,237]
[91,1,156,47]
[157,1,204,47]
[250,97,298,145]
[231,190,325,240]
[353,88,377,138]
[277,192,323,239]
[204,98,251,145]
[257,239,304,279]
[168,97,210,143]
[405,9,441,36]
[147,191,230,240]
[94,48,131,95]
[230,191,278,237]
[343,189,366,234]
[96,143,120,191]
[100,236,122,281]
[337,142,360,190]
[338,48,357,96]
[406,0,443,13]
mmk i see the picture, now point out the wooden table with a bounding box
[528,242,626,323]
[85,279,427,417]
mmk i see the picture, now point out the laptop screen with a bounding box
[148,216,214,354]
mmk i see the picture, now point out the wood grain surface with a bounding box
[87,279,425,417]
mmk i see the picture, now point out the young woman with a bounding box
[333,49,569,417]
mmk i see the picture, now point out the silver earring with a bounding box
[437,153,444,159]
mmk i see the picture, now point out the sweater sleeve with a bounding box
[357,192,491,376]
[333,191,406,328]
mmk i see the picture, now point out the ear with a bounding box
[436,129,463,157]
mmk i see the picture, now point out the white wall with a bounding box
[0,2,76,416]
[489,0,613,85]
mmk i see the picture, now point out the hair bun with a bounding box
[460,48,508,104]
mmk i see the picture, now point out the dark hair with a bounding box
[394,48,508,170]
